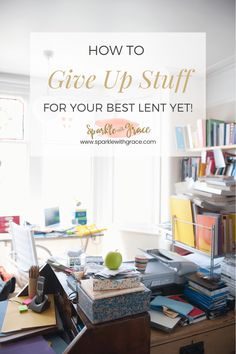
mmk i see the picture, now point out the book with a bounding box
[193,181,235,196]
[197,119,206,147]
[206,119,224,147]
[199,176,235,186]
[150,295,193,317]
[175,126,186,150]
[184,287,227,311]
[186,124,194,149]
[149,310,181,333]
[185,273,226,291]
[168,295,206,323]
[196,213,221,255]
[170,195,195,247]
[187,280,228,297]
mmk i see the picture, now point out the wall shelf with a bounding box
[187,144,236,152]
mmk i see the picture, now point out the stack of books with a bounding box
[221,256,236,296]
[192,175,236,213]
[78,265,151,324]
[184,273,229,319]
[168,295,206,324]
[149,294,206,332]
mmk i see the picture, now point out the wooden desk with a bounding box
[151,311,235,354]
[19,263,150,354]
[18,264,235,354]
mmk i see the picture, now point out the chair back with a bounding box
[10,222,38,272]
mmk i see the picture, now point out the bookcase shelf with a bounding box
[187,144,236,152]
[171,216,221,279]
[166,234,223,260]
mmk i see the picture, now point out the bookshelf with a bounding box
[170,216,222,279]
[187,144,236,152]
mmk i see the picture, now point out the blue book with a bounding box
[175,127,186,150]
[150,295,193,317]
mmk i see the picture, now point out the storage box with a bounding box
[93,277,141,291]
[78,285,151,324]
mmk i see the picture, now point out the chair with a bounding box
[9,222,52,286]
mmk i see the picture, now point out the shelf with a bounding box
[165,234,223,259]
[187,144,236,152]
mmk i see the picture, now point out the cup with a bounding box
[135,255,148,273]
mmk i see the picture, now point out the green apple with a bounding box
[105,251,122,270]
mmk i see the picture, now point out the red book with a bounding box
[168,295,206,321]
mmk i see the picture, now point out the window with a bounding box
[0,94,28,218]
[113,156,161,232]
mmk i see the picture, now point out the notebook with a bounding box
[170,195,195,247]
[149,310,181,332]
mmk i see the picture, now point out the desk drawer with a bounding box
[150,324,235,354]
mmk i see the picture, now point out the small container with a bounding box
[135,255,149,273]
[67,250,81,268]
[28,277,37,299]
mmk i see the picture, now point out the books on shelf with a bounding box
[206,119,236,147]
[175,119,236,150]
[171,174,236,256]
[180,153,236,182]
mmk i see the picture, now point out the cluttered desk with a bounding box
[0,249,235,354]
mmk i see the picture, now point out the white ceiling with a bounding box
[0,0,235,75]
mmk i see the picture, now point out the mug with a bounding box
[135,255,148,272]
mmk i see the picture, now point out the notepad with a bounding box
[1,295,56,333]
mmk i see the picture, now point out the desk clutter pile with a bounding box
[149,272,233,332]
[0,294,67,353]
[78,265,151,324]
